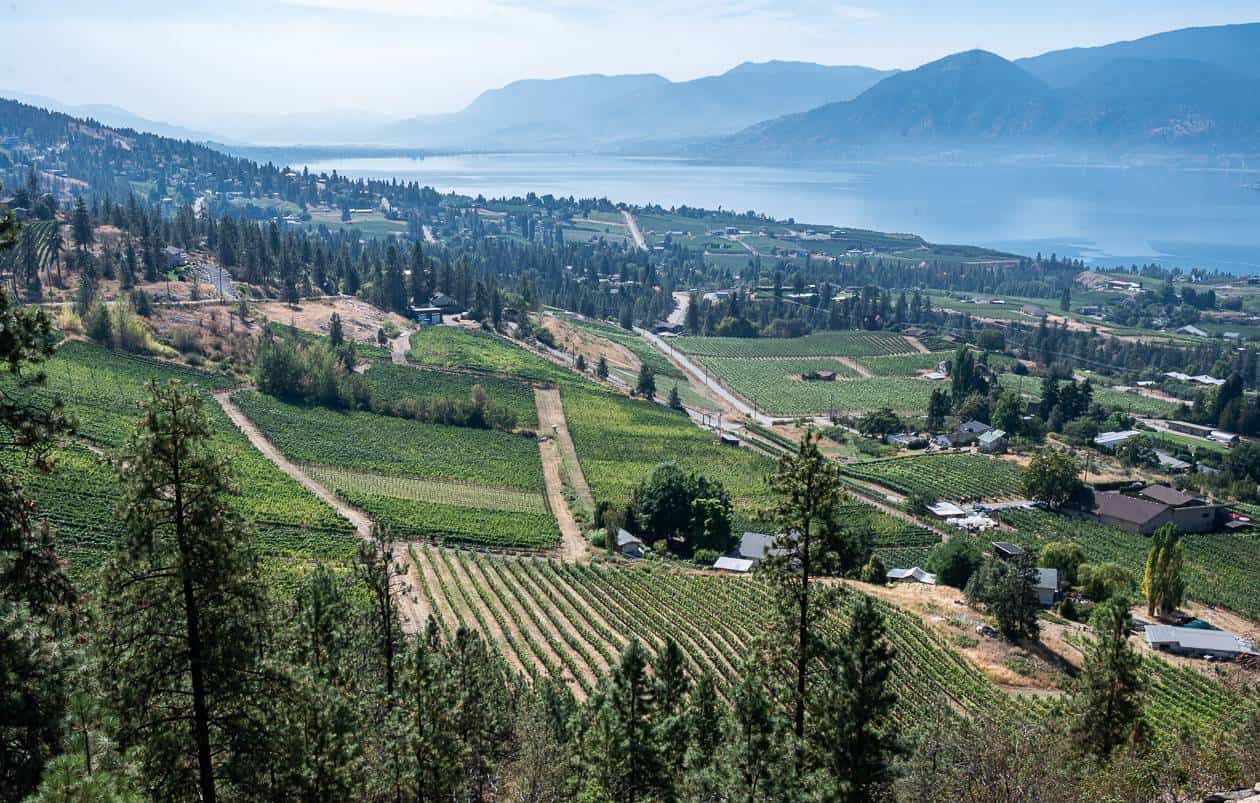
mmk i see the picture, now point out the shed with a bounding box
[718,432,741,447]
[1177,325,1209,338]
[712,556,753,573]
[1145,625,1256,659]
[1033,568,1060,606]
[926,501,966,519]
[739,532,782,561]
[887,567,936,585]
[992,542,1025,560]
[410,306,443,325]
[1094,430,1141,449]
[977,429,1008,454]
[616,529,645,558]
[1154,451,1191,473]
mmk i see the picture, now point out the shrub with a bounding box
[170,326,203,355]
[693,548,720,566]
[926,539,984,589]
[861,555,888,584]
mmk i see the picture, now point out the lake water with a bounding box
[301,153,1260,274]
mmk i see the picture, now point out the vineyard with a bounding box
[233,391,559,548]
[837,503,944,568]
[361,362,540,428]
[697,356,938,414]
[673,331,916,358]
[842,453,1025,500]
[855,352,951,376]
[408,326,573,384]
[998,509,1260,622]
[561,315,686,380]
[561,384,776,530]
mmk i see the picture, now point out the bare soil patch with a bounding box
[256,297,410,347]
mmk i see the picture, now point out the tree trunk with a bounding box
[176,469,217,803]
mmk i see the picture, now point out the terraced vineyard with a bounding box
[561,384,775,530]
[233,391,559,548]
[998,509,1260,622]
[408,326,573,384]
[410,545,1020,720]
[674,331,915,358]
[362,362,539,428]
[2,341,356,572]
[842,453,1024,500]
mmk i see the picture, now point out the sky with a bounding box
[2,0,1257,136]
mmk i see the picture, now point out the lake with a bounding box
[301,153,1260,274]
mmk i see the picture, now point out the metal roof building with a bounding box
[887,567,937,585]
[712,556,753,573]
[1145,625,1256,659]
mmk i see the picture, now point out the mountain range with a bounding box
[2,22,1258,157]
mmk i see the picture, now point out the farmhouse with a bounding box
[951,420,992,446]
[1145,625,1256,660]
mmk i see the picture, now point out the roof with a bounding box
[616,529,644,548]
[992,541,1024,558]
[978,429,1007,445]
[1138,484,1203,507]
[713,556,753,573]
[958,420,992,435]
[739,532,781,561]
[429,292,461,307]
[1034,568,1059,592]
[926,501,966,518]
[887,567,936,584]
[1092,491,1169,526]
[1154,451,1191,471]
[1094,430,1141,448]
[1145,625,1255,655]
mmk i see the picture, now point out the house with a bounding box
[410,306,443,325]
[926,501,966,519]
[429,292,463,315]
[952,420,992,446]
[712,556,753,573]
[1177,325,1209,337]
[885,432,916,448]
[1094,430,1141,450]
[163,246,188,268]
[1154,451,1191,473]
[1136,485,1224,532]
[1092,491,1173,535]
[1033,568,1060,606]
[738,532,781,561]
[616,529,645,558]
[977,429,1008,454]
[930,434,954,450]
[992,542,1025,561]
[887,567,937,585]
[1145,625,1256,659]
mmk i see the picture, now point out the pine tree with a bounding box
[636,364,656,399]
[721,663,789,802]
[1070,598,1145,756]
[101,381,269,803]
[596,356,609,380]
[71,197,93,251]
[668,384,683,411]
[328,312,345,347]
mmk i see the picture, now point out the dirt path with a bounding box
[538,437,588,561]
[905,336,930,354]
[836,356,873,378]
[621,210,647,251]
[213,390,425,633]
[534,387,595,513]
[390,327,414,365]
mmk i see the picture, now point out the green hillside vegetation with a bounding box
[362,362,539,429]
[409,325,573,384]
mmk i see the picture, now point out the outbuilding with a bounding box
[887,567,937,585]
[1145,625,1256,659]
[616,529,645,558]
[712,556,753,573]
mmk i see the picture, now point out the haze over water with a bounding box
[302,153,1260,274]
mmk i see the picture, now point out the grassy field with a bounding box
[842,453,1025,501]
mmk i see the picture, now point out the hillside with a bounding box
[1018,21,1260,86]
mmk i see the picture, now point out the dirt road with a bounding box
[390,327,414,365]
[538,437,588,562]
[534,387,595,512]
[621,210,647,251]
[213,390,426,633]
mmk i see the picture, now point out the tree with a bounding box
[575,353,587,372]
[860,555,887,585]
[809,596,899,802]
[720,663,788,803]
[926,388,951,432]
[1040,541,1086,586]
[858,408,902,438]
[925,539,983,589]
[1142,524,1185,618]
[1021,450,1084,509]
[596,356,609,380]
[991,391,1024,435]
[101,381,269,803]
[1070,598,1144,757]
[635,364,656,399]
[71,197,93,251]
[966,554,1040,641]
[667,384,683,411]
[328,312,345,347]
[630,462,734,556]
[1079,562,1136,603]
[764,432,852,755]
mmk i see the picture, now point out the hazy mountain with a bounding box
[714,47,1260,159]
[381,62,893,148]
[0,90,222,142]
[1017,22,1260,87]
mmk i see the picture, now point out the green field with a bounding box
[998,508,1260,622]
[408,326,573,384]
[697,356,938,414]
[362,362,539,428]
[561,384,775,530]
[842,453,1024,501]
[232,391,558,548]
[674,331,915,358]
[856,352,951,376]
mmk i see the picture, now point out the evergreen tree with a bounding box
[1070,598,1145,757]
[668,384,683,411]
[635,364,656,399]
[71,197,93,251]
[596,356,609,380]
[101,381,270,803]
[328,311,345,347]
